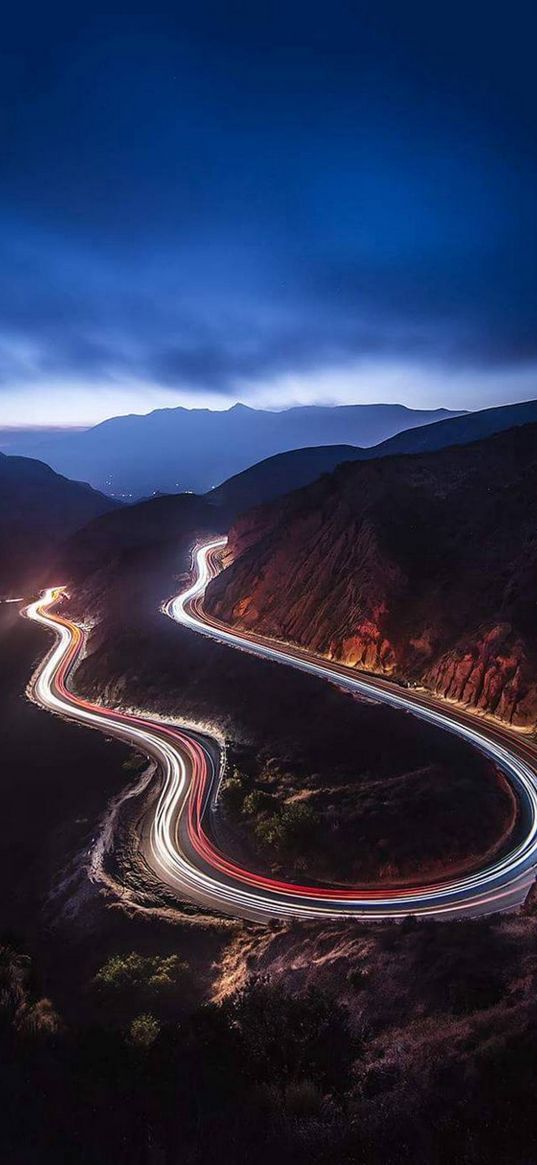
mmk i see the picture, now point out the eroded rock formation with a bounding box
[207,423,537,726]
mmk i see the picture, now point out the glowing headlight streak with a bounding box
[24,541,537,923]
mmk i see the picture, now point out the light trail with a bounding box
[24,540,537,921]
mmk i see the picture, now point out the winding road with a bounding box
[24,537,537,921]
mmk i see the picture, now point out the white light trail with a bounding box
[24,544,537,923]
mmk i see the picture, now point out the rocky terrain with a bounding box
[47,482,516,889]
[4,420,537,1164]
[4,889,537,1165]
[209,902,537,1162]
[206,422,537,726]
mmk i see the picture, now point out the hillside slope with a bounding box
[209,443,361,512]
[360,396,537,461]
[0,452,120,593]
[210,397,537,517]
[50,448,515,889]
[206,422,537,726]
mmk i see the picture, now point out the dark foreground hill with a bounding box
[0,452,120,593]
[206,421,537,726]
[209,443,360,512]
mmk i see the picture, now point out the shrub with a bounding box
[15,998,61,1038]
[243,789,278,816]
[283,1078,324,1117]
[347,966,368,992]
[224,975,356,1093]
[255,801,320,857]
[220,768,248,817]
[278,801,319,852]
[122,752,147,773]
[93,952,189,1019]
[129,1013,160,1048]
[0,945,30,1019]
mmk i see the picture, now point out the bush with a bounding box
[283,1078,324,1117]
[347,966,368,992]
[256,801,320,858]
[0,945,30,1019]
[122,752,147,773]
[15,998,60,1038]
[220,767,248,817]
[223,975,356,1093]
[129,1013,160,1048]
[0,944,59,1039]
[278,802,320,852]
[243,789,278,816]
[93,952,189,1019]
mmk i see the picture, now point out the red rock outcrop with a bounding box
[207,422,537,727]
[426,625,537,726]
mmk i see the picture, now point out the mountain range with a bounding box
[4,402,460,498]
[210,397,537,512]
[4,397,537,600]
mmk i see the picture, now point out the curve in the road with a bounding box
[24,538,537,920]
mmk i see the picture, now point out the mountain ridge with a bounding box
[209,397,537,513]
[6,401,461,498]
[205,421,537,728]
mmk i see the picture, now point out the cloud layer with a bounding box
[1,2,536,423]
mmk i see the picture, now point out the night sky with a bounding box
[2,2,536,425]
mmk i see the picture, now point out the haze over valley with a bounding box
[3,401,461,497]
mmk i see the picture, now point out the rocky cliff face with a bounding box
[425,626,537,726]
[206,423,537,726]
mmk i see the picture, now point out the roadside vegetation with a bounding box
[92,952,190,1024]
[221,765,321,873]
[2,901,537,1164]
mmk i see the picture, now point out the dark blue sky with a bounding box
[1,1,536,424]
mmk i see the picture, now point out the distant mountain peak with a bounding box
[5,401,462,498]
